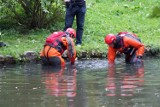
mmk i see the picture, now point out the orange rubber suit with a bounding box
[40,31,76,67]
[107,33,145,64]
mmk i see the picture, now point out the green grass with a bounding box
[83,0,160,52]
[0,0,160,60]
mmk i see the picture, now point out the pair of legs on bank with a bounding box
[64,5,86,46]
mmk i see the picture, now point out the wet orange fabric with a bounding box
[40,46,65,66]
[108,36,145,64]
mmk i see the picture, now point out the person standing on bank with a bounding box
[64,0,86,47]
[104,32,145,65]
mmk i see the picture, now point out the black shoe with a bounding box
[0,42,6,47]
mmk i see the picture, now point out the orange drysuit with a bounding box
[107,33,145,64]
[40,31,76,66]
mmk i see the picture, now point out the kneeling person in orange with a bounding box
[104,32,145,64]
[40,28,76,67]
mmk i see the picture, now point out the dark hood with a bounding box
[113,36,123,49]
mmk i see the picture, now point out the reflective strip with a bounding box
[125,34,141,42]
[64,0,70,2]
[66,36,74,58]
[43,46,52,61]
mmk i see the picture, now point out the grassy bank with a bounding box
[0,0,160,61]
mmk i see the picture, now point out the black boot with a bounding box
[0,42,6,47]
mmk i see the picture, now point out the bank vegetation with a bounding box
[0,0,160,63]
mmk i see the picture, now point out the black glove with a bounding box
[135,56,142,64]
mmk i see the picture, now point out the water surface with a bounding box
[0,57,160,107]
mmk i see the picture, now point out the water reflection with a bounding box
[106,64,144,97]
[41,65,77,98]
[2,58,160,107]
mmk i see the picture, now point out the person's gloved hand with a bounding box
[134,56,143,68]
[135,56,143,64]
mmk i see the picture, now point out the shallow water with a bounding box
[0,57,160,107]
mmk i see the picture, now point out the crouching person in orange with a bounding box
[40,28,77,67]
[104,32,145,64]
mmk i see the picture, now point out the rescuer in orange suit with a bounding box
[40,28,76,67]
[104,32,145,64]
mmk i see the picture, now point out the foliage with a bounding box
[0,0,65,29]
[150,6,160,18]
[83,0,160,51]
[1,0,160,60]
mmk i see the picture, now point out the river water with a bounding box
[0,57,160,107]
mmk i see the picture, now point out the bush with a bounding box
[0,0,65,29]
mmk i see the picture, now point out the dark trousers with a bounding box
[64,4,86,45]
[40,56,61,69]
[125,52,137,64]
